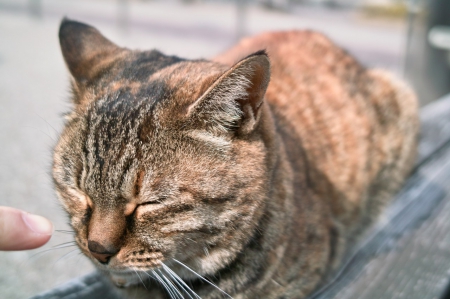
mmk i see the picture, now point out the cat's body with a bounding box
[53,20,418,299]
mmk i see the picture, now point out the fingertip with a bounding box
[28,232,52,249]
[19,212,53,250]
[22,212,54,236]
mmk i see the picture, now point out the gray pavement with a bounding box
[0,1,405,298]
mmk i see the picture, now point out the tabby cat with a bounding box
[53,19,419,299]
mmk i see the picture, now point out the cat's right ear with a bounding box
[59,18,124,85]
[185,51,271,136]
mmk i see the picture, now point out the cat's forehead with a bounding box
[83,53,227,117]
[76,55,227,139]
[95,51,225,92]
[76,54,225,138]
[117,50,184,81]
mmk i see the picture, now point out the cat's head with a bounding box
[53,19,271,287]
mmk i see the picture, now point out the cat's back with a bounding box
[215,30,418,231]
[215,30,361,87]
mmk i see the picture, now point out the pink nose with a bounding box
[88,240,119,264]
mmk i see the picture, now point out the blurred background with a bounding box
[0,0,449,298]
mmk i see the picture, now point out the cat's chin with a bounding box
[106,269,150,288]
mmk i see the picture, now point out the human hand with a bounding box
[0,206,53,250]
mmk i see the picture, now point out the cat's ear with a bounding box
[59,18,124,85]
[186,50,270,135]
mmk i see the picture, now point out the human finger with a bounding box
[0,206,53,251]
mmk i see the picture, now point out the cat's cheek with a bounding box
[74,233,89,253]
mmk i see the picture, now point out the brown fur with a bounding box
[53,20,418,299]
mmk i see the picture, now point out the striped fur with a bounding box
[53,20,419,299]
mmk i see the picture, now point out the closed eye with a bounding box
[124,199,164,219]
[138,195,167,207]
[134,198,166,216]
[140,200,162,205]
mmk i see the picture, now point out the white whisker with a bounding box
[152,270,176,299]
[133,267,147,290]
[29,243,78,260]
[173,259,233,299]
[55,229,75,235]
[52,241,78,247]
[53,248,80,265]
[162,263,201,299]
[163,270,195,299]
[186,238,197,244]
[158,269,184,299]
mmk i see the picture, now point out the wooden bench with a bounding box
[32,94,450,299]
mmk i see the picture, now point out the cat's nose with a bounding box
[88,240,119,264]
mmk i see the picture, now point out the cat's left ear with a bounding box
[59,18,124,85]
[186,51,270,135]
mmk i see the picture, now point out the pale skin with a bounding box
[0,206,53,251]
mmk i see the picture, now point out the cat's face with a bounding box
[53,20,271,287]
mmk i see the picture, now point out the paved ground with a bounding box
[0,0,406,298]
